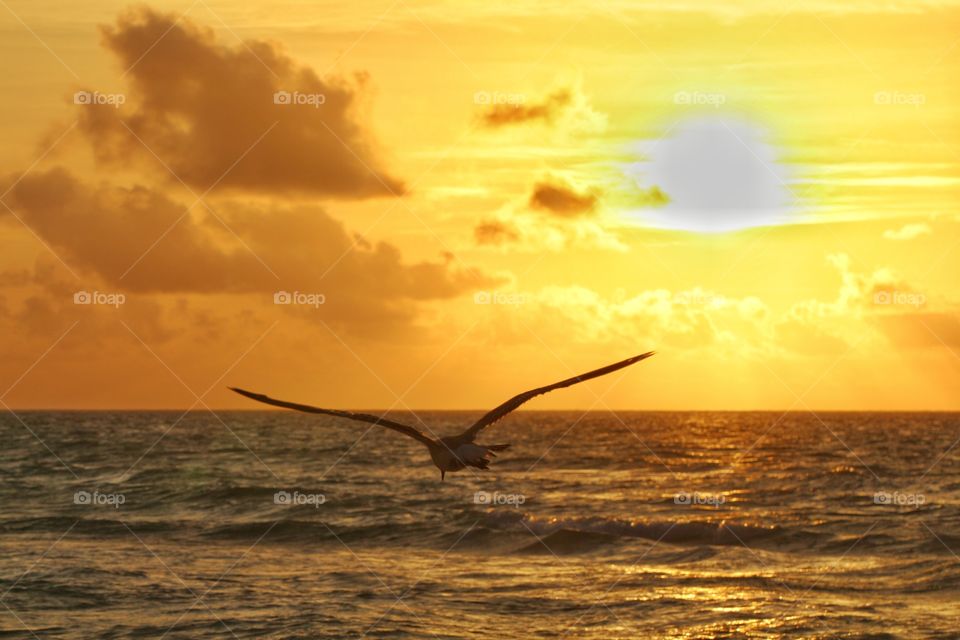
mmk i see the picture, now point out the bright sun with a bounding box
[629,116,794,233]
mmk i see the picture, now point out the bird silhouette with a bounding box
[230,351,654,479]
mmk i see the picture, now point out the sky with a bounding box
[0,0,958,410]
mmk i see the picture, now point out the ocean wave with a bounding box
[0,516,176,537]
[198,517,455,546]
[483,511,779,550]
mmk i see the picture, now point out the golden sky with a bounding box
[1,0,958,410]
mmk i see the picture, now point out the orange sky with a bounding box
[1,0,958,410]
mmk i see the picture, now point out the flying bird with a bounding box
[230,351,654,480]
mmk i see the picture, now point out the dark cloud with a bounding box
[474,219,520,245]
[5,167,240,292]
[635,185,670,207]
[528,179,598,217]
[76,8,403,198]
[479,89,572,128]
[3,167,499,331]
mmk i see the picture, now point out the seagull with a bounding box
[229,351,654,480]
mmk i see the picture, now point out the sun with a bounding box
[628,116,795,233]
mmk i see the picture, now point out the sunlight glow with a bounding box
[629,117,794,233]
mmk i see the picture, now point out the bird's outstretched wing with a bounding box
[460,351,655,440]
[229,387,437,447]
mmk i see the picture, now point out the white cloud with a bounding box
[882,222,932,241]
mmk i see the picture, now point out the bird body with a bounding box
[428,439,511,479]
[230,351,654,480]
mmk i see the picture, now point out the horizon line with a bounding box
[2,407,957,413]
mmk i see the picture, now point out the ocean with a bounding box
[1,411,958,638]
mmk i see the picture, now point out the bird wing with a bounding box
[460,351,655,440]
[229,387,437,447]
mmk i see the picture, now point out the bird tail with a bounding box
[461,443,512,471]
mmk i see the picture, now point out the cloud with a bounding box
[472,285,771,356]
[479,88,572,128]
[528,178,599,217]
[634,185,670,207]
[882,222,932,240]
[3,167,499,333]
[75,7,403,198]
[498,254,956,358]
[474,176,619,250]
[474,219,520,245]
[774,254,914,349]
[473,213,625,252]
[477,84,605,132]
[777,253,960,352]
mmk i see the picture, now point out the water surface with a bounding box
[1,411,958,638]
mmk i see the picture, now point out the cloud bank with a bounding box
[77,8,404,198]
